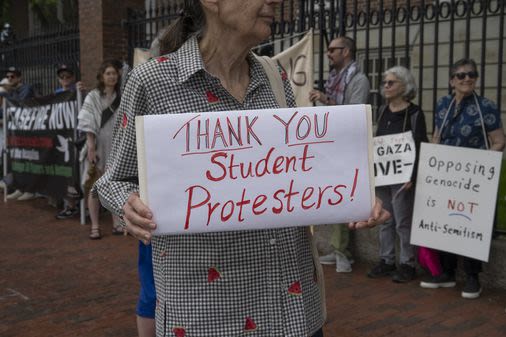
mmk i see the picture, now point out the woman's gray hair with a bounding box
[381,66,417,101]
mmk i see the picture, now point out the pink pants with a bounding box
[418,247,442,276]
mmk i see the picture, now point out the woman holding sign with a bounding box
[424,59,505,299]
[94,1,389,336]
[368,66,428,283]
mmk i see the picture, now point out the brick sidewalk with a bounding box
[1,198,505,337]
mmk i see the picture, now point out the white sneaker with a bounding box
[319,252,337,265]
[335,251,352,273]
[0,180,6,190]
[17,192,35,201]
[7,189,23,200]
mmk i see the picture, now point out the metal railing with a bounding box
[125,0,506,232]
[0,25,80,96]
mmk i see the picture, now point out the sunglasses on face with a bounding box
[381,80,399,88]
[6,75,16,79]
[452,71,478,80]
[327,46,345,53]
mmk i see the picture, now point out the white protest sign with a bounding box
[410,143,502,262]
[273,30,314,107]
[373,131,415,186]
[136,105,374,235]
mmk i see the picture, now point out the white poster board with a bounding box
[136,105,375,235]
[373,131,415,186]
[410,143,502,262]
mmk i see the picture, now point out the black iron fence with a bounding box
[126,0,505,123]
[0,25,80,96]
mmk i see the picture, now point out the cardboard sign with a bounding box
[136,105,375,235]
[410,143,502,262]
[373,131,415,186]
[273,30,314,107]
[136,105,374,234]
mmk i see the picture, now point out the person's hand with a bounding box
[76,81,86,92]
[123,192,156,244]
[309,89,326,104]
[348,197,391,229]
[87,144,97,164]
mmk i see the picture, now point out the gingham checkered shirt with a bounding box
[95,36,324,337]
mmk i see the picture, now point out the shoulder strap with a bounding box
[254,55,288,108]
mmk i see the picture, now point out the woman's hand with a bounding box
[348,197,391,229]
[123,192,157,244]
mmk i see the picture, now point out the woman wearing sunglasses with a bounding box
[422,58,505,299]
[368,66,428,283]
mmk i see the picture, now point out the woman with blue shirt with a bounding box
[421,58,505,299]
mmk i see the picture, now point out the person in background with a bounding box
[77,60,123,239]
[2,67,36,201]
[367,66,428,283]
[423,58,505,299]
[95,0,388,336]
[309,36,370,272]
[54,64,85,219]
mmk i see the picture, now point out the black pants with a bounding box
[312,328,324,337]
[439,251,482,276]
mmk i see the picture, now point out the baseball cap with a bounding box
[6,66,21,76]
[57,64,75,76]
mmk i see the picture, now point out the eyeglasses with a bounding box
[452,71,478,80]
[327,46,345,53]
[6,75,16,79]
[381,80,399,88]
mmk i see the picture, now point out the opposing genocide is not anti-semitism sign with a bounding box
[411,143,502,262]
[136,105,375,235]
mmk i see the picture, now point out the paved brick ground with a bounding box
[1,198,506,337]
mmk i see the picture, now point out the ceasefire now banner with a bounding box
[5,91,79,198]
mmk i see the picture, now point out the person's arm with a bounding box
[347,74,370,104]
[488,129,505,151]
[86,132,97,163]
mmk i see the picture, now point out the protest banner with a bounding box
[5,91,79,199]
[273,30,314,107]
[136,105,374,235]
[373,131,415,186]
[410,143,502,262]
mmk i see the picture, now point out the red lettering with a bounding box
[284,179,300,212]
[316,185,333,209]
[226,116,243,146]
[236,189,252,222]
[184,185,211,230]
[301,187,315,209]
[296,115,311,140]
[252,194,268,215]
[314,112,329,138]
[220,200,235,221]
[272,189,285,214]
[211,118,228,148]
[206,152,228,181]
[329,185,346,205]
[197,118,210,150]
[300,145,314,172]
[245,116,262,145]
[273,111,298,144]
